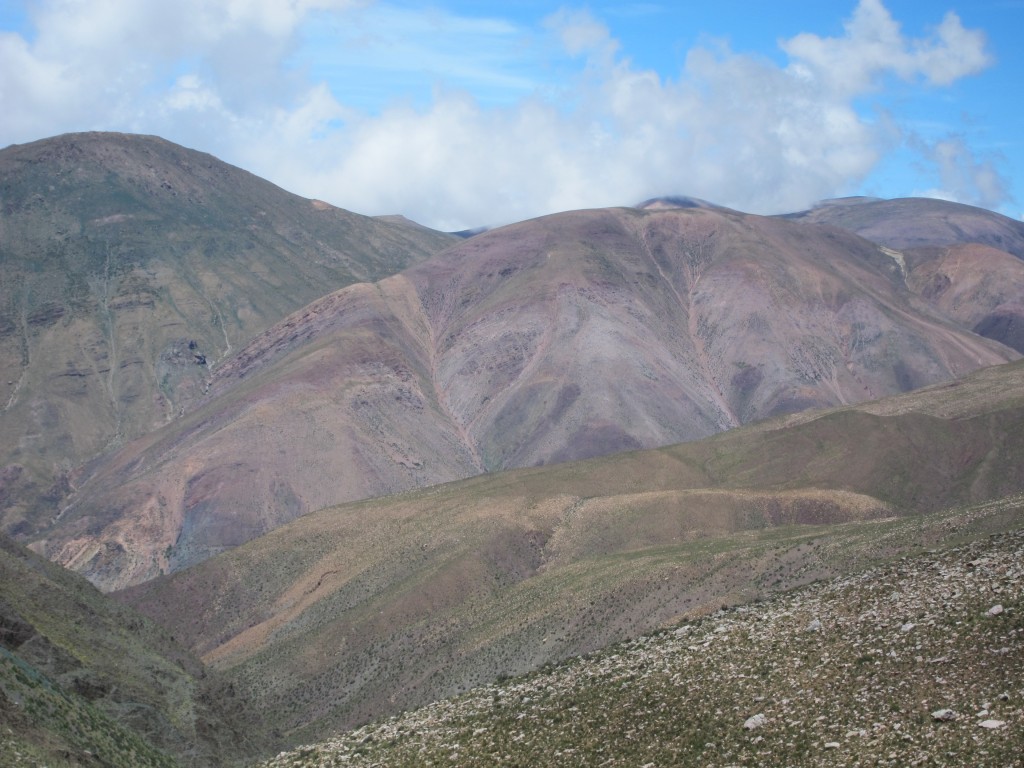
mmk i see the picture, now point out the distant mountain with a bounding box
[0,533,254,765]
[785,197,1024,353]
[0,132,455,537]
[36,204,1018,590]
[904,243,1024,353]
[785,196,1024,259]
[120,358,1024,749]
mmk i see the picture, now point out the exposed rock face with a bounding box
[32,205,1018,590]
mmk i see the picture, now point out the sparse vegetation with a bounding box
[0,649,177,768]
[118,359,1024,752]
[261,499,1024,767]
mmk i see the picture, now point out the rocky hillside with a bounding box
[0,132,454,537]
[37,204,1017,590]
[119,359,1024,751]
[261,495,1024,767]
[0,534,255,766]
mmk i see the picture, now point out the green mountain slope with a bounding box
[261,496,1024,767]
[0,534,255,766]
[0,131,454,537]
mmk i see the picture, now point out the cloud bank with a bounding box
[0,0,1004,229]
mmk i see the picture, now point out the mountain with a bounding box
[903,243,1024,354]
[118,358,1024,749]
[0,533,255,766]
[785,196,1024,259]
[0,132,455,537]
[32,204,1018,590]
[260,505,1024,767]
[786,197,1024,353]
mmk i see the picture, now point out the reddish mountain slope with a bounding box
[904,243,1024,353]
[33,205,1017,590]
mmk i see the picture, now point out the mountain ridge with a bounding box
[33,204,1019,590]
[785,196,1024,259]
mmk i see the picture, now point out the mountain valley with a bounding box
[119,357,1024,750]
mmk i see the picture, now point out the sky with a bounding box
[0,0,1021,231]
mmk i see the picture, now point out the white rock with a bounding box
[743,713,767,730]
[900,622,915,633]
[978,719,1005,729]
[824,742,841,749]
[806,619,822,632]
[987,604,1004,616]
[931,709,957,721]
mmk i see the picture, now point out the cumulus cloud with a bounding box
[0,0,360,138]
[0,0,1002,229]
[782,0,991,94]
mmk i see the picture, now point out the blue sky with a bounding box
[0,1,1020,230]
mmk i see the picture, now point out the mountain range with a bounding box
[1,132,1023,764]
[4,142,1019,589]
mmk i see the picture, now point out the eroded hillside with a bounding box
[38,205,1018,590]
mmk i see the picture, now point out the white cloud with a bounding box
[781,0,991,94]
[914,136,1010,210]
[0,0,1003,230]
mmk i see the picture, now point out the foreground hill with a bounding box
[262,497,1024,767]
[36,204,1017,590]
[0,535,254,766]
[0,132,454,536]
[120,359,1024,750]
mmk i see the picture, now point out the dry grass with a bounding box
[261,496,1024,767]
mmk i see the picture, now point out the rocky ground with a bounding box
[262,506,1023,767]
